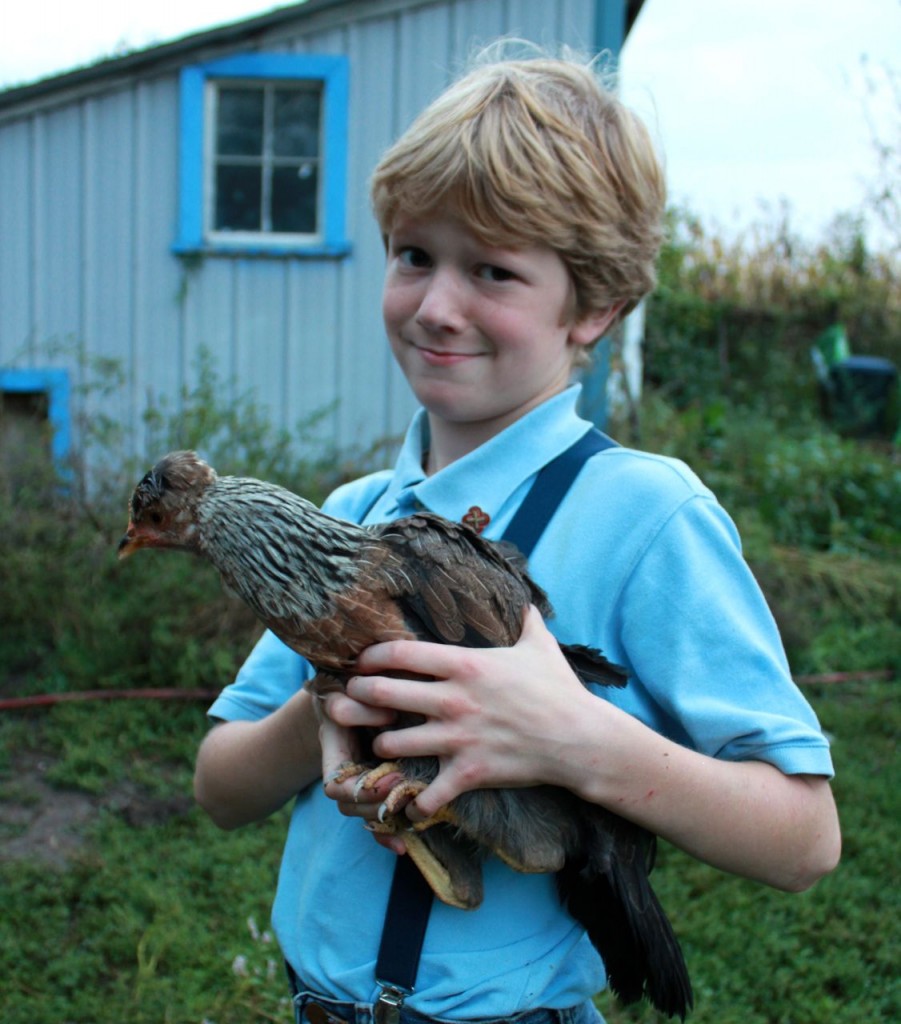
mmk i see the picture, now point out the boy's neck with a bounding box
[421,378,584,474]
[423,416,502,475]
[423,397,552,475]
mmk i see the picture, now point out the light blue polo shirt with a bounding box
[209,385,833,1017]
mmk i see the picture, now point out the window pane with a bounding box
[271,162,318,233]
[215,164,262,231]
[217,88,264,156]
[273,88,321,158]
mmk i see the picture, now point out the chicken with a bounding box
[118,450,692,1019]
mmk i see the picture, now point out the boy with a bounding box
[194,50,840,1023]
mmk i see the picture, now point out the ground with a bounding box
[0,748,193,869]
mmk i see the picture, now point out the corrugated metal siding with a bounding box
[0,120,34,356]
[0,0,607,469]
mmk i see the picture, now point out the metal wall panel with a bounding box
[336,12,408,450]
[130,76,183,442]
[283,258,344,444]
[0,120,34,360]
[40,107,83,347]
[448,0,506,58]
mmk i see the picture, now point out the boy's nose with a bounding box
[415,268,467,333]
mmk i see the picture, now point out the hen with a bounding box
[118,450,692,1019]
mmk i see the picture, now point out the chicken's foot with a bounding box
[332,760,482,910]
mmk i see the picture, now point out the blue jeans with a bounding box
[291,987,605,1024]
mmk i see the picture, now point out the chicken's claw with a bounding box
[322,760,370,789]
[351,761,404,801]
[377,779,427,823]
[377,779,459,834]
[329,762,477,910]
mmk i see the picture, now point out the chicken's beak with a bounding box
[117,523,145,560]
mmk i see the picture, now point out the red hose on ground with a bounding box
[793,669,893,685]
[0,688,219,710]
[0,670,893,712]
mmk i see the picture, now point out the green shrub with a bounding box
[627,393,900,675]
[644,207,901,425]
[632,394,899,556]
[0,348,350,695]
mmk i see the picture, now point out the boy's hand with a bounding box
[346,605,593,820]
[318,693,408,855]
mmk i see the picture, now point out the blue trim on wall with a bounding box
[173,53,351,258]
[0,367,71,470]
[176,65,206,253]
[322,56,349,251]
[593,0,627,54]
[578,0,630,429]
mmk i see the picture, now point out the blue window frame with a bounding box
[173,54,350,257]
[0,367,71,471]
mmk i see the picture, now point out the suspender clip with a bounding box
[374,983,408,1024]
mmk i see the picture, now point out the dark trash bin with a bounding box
[826,355,899,439]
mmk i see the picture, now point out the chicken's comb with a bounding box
[130,451,215,514]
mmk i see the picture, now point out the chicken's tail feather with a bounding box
[557,810,693,1020]
[562,643,628,689]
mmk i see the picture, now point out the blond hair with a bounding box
[370,46,666,331]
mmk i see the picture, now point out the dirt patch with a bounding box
[0,751,194,868]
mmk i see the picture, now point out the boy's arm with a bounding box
[193,689,322,829]
[333,608,841,892]
[542,699,840,894]
[193,685,402,832]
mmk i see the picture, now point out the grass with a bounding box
[1,679,898,1024]
[596,678,900,1024]
[0,700,292,1024]
[0,359,897,1022]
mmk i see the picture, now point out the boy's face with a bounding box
[383,215,615,447]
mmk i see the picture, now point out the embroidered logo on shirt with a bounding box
[462,506,491,533]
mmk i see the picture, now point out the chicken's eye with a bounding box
[150,512,164,525]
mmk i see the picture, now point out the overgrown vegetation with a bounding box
[0,348,353,696]
[1,200,899,1021]
[643,204,900,416]
[632,203,900,679]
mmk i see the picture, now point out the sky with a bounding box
[1,0,898,247]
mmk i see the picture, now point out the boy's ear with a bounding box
[568,303,626,347]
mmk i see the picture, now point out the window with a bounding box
[0,368,71,483]
[174,54,350,257]
[212,83,321,236]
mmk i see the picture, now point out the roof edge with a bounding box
[1,0,646,117]
[0,0,351,112]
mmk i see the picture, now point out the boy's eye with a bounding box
[397,246,431,268]
[477,264,516,283]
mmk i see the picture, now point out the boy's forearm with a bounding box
[193,689,322,830]
[352,618,839,891]
[556,694,841,891]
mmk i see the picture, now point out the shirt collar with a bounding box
[381,385,593,536]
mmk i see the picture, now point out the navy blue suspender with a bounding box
[373,427,618,1017]
[500,427,618,557]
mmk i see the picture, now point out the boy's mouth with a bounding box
[414,343,486,367]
